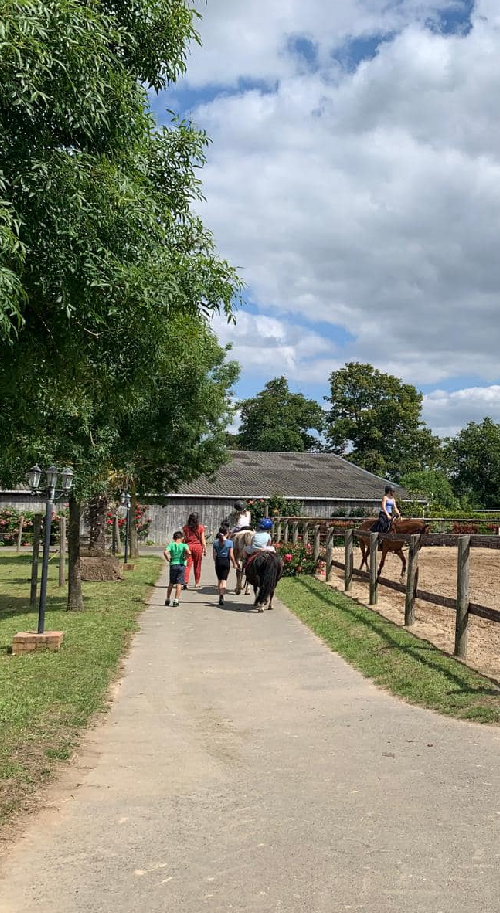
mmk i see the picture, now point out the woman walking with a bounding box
[182,512,207,588]
[213,526,237,606]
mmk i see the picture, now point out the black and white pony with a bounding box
[245,553,283,612]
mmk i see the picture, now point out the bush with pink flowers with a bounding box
[275,541,319,577]
[0,507,61,546]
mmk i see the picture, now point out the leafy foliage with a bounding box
[443,418,500,509]
[0,0,241,502]
[325,363,440,480]
[247,495,303,529]
[113,316,240,498]
[237,377,324,452]
[399,469,459,510]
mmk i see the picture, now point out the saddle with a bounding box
[243,550,273,571]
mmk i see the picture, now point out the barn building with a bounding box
[0,451,410,545]
[145,450,409,544]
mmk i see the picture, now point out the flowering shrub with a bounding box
[106,504,152,541]
[0,507,61,546]
[451,521,499,535]
[275,541,319,577]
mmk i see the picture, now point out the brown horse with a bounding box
[232,530,254,595]
[357,518,430,578]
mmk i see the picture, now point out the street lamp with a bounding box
[28,465,74,634]
[120,490,132,564]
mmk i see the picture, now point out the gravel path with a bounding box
[1,563,499,912]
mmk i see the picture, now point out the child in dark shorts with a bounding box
[164,531,191,606]
[213,526,237,606]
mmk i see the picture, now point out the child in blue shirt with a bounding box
[245,518,275,556]
[213,526,237,606]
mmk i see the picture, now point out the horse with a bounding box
[232,530,254,595]
[357,518,430,578]
[245,552,283,612]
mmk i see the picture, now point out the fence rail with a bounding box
[274,519,500,661]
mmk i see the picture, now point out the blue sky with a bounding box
[153,0,500,438]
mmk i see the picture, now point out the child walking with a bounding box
[164,531,191,606]
[213,526,237,606]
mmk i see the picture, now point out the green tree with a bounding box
[115,316,240,501]
[443,418,500,509]
[325,363,439,480]
[237,377,324,452]
[400,469,459,510]
[0,0,241,606]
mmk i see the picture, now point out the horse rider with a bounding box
[227,500,253,537]
[244,517,275,557]
[373,485,401,533]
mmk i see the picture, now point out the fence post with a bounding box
[284,521,289,544]
[344,529,354,593]
[292,521,299,546]
[325,529,334,582]
[30,515,43,607]
[275,520,282,544]
[455,535,471,658]
[58,516,66,587]
[303,522,309,547]
[313,524,321,563]
[404,534,420,626]
[369,533,378,605]
[16,515,24,552]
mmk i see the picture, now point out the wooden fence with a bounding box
[273,518,500,660]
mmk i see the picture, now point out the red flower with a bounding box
[284,554,292,562]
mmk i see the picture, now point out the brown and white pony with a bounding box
[357,518,430,578]
[232,530,254,595]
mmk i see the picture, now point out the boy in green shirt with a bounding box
[164,531,191,606]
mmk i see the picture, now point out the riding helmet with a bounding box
[258,517,273,530]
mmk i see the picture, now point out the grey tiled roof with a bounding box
[173,451,408,500]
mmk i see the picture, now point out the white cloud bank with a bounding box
[172,1,500,439]
[423,385,500,437]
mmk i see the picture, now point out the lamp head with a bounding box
[27,464,42,492]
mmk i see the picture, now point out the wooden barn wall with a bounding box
[144,498,380,544]
[145,498,237,544]
[0,493,381,545]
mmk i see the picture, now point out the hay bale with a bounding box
[80,557,124,582]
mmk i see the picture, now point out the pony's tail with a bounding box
[256,555,281,605]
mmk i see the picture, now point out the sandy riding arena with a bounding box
[329,546,500,681]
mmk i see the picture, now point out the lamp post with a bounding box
[28,464,74,634]
[120,490,132,564]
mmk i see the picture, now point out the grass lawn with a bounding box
[278,575,500,725]
[0,553,162,827]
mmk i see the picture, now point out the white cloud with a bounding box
[423,385,500,437]
[187,0,468,86]
[213,312,340,383]
[188,4,500,390]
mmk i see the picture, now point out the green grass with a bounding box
[0,553,162,826]
[278,576,500,725]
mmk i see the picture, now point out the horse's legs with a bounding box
[377,546,388,578]
[268,589,275,610]
[398,549,406,577]
[235,563,242,595]
[360,541,367,571]
[244,576,250,596]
